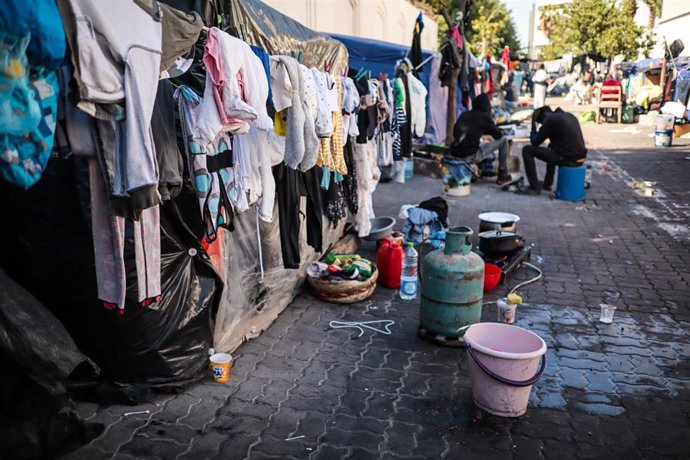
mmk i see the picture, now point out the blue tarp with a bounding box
[633,56,690,73]
[328,33,434,89]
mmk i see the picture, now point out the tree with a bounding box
[642,0,663,30]
[540,0,648,61]
[421,0,522,57]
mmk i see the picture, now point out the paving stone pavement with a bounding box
[64,105,690,460]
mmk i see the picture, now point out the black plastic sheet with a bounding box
[0,268,103,460]
[0,156,220,397]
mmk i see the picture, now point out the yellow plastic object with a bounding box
[6,60,24,79]
[507,293,522,304]
[274,111,287,136]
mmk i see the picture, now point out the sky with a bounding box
[503,0,534,51]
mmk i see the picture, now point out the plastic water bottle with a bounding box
[400,243,418,300]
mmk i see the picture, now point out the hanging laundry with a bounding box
[159,3,203,75]
[341,76,361,140]
[311,68,335,138]
[88,158,161,314]
[391,78,407,162]
[328,76,347,175]
[273,164,323,269]
[59,0,162,214]
[270,56,319,171]
[176,85,236,241]
[196,27,272,145]
[151,80,184,201]
[0,0,65,189]
[352,140,380,237]
[407,72,428,137]
[342,138,359,216]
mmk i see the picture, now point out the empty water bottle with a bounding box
[400,243,418,300]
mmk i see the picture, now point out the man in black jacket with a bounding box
[449,93,512,185]
[518,106,587,195]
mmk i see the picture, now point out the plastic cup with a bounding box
[497,299,517,324]
[209,353,232,383]
[599,304,617,324]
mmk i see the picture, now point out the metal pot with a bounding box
[478,230,525,255]
[478,212,520,233]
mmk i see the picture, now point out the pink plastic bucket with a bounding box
[464,322,547,417]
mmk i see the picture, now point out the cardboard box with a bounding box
[673,123,690,138]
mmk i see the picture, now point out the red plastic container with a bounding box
[484,263,502,292]
[377,238,404,288]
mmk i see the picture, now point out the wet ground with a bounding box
[64,99,690,459]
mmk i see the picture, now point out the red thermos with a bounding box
[376,238,404,288]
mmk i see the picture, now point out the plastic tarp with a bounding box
[329,33,444,144]
[329,33,434,89]
[0,157,219,399]
[224,0,348,69]
[0,268,103,459]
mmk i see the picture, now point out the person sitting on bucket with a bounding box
[517,106,587,195]
[449,93,514,186]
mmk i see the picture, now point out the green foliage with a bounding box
[540,0,650,60]
[642,0,662,17]
[422,0,522,57]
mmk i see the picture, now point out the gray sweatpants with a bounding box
[472,137,509,174]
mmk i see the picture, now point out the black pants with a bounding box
[273,164,323,269]
[522,145,582,189]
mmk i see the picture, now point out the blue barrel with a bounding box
[555,166,586,201]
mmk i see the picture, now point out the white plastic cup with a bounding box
[497,299,517,324]
[599,304,617,324]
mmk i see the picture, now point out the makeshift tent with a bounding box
[329,33,447,145]
[330,33,434,88]
[226,0,348,69]
[0,0,349,399]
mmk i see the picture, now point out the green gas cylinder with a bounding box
[419,226,485,346]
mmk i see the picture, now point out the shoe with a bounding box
[498,175,524,189]
[514,184,541,195]
[496,174,513,186]
[542,183,553,192]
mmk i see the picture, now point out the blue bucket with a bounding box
[555,166,586,201]
[405,157,414,179]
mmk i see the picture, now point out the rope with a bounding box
[328,320,395,338]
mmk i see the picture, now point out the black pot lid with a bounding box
[478,212,520,224]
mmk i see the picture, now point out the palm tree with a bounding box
[642,0,663,30]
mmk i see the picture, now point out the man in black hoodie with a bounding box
[518,106,587,195]
[449,93,512,185]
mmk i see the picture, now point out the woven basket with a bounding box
[307,267,378,304]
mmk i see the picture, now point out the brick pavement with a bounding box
[63,106,690,460]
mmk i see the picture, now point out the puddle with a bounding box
[657,223,690,237]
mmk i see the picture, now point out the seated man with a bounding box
[518,106,587,195]
[449,93,512,185]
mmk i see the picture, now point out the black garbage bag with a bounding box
[0,155,221,401]
[0,268,103,460]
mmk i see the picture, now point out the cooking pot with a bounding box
[478,212,520,233]
[478,230,525,255]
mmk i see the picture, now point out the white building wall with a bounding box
[653,0,690,58]
[262,0,438,50]
[527,0,572,59]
